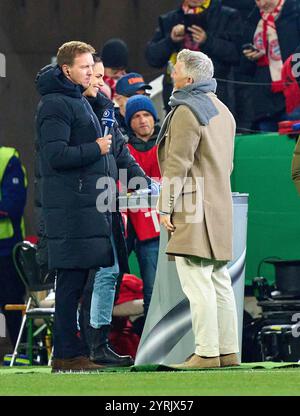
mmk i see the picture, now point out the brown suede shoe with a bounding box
[171,354,220,369]
[51,356,106,373]
[220,353,240,367]
[184,353,195,362]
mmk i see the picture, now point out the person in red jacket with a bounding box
[281,46,300,120]
[124,95,161,331]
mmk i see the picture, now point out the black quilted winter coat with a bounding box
[35,65,146,270]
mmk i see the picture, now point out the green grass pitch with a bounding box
[0,366,300,396]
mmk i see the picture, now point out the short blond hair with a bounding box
[57,41,95,67]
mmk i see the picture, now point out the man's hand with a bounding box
[160,214,176,232]
[243,49,265,62]
[96,135,112,155]
[171,24,185,43]
[187,25,207,45]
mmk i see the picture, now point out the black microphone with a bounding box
[101,109,115,136]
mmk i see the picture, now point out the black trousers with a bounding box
[53,268,90,359]
[0,255,25,347]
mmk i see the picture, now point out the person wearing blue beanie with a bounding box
[125,95,158,128]
[125,94,161,333]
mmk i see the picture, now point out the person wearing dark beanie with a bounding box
[102,38,128,70]
[125,95,158,129]
[124,95,161,333]
[101,38,129,99]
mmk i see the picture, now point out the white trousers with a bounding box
[175,256,239,357]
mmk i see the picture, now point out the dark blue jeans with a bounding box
[126,221,159,318]
[135,238,159,317]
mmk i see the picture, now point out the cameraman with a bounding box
[145,0,242,112]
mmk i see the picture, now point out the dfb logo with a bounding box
[0,313,6,338]
[0,53,6,78]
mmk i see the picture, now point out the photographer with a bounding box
[145,0,242,112]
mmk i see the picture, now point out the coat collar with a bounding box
[156,108,177,146]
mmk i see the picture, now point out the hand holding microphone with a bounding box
[97,108,115,155]
[96,134,112,155]
[102,109,115,136]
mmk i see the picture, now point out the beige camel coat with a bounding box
[157,92,236,261]
[292,137,300,195]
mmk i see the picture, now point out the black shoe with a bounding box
[89,325,134,367]
[90,344,134,367]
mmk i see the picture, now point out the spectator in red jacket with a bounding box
[124,95,161,332]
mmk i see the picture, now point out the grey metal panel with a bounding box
[135,193,249,365]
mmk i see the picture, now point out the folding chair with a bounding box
[10,241,56,366]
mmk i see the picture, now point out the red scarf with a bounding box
[254,0,285,92]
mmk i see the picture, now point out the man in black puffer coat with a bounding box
[145,0,243,112]
[35,41,148,373]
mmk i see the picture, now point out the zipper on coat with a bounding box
[79,178,83,192]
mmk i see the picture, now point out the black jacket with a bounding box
[222,0,254,20]
[240,0,300,121]
[35,65,146,270]
[87,92,148,187]
[145,0,242,110]
[87,92,149,275]
[114,108,130,141]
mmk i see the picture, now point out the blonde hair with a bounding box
[57,41,95,67]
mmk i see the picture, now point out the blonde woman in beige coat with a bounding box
[157,49,239,369]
